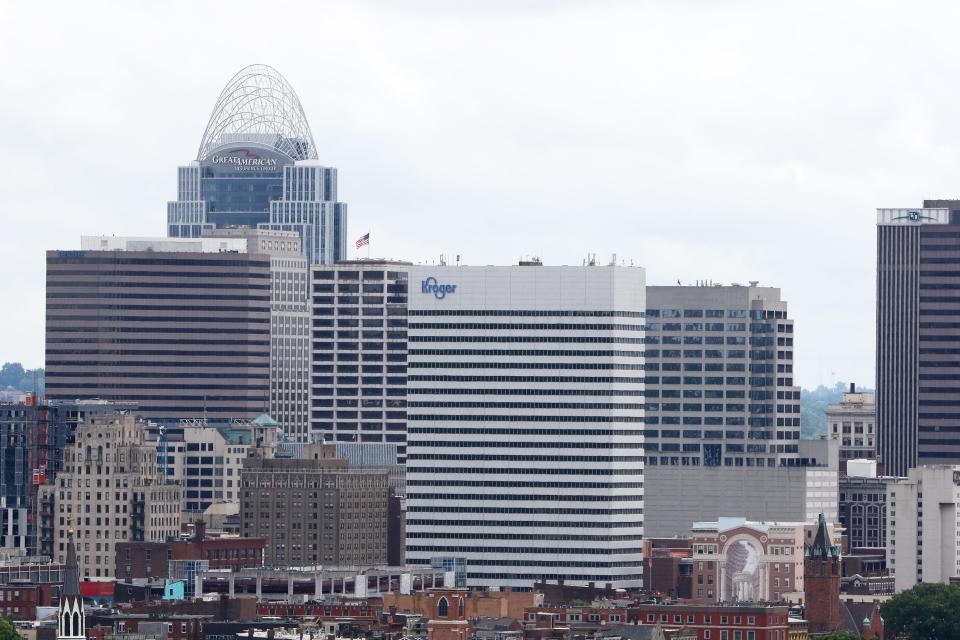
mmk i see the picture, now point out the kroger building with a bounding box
[168,64,347,264]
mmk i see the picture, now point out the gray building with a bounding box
[644,284,801,468]
[643,439,839,538]
[877,202,960,476]
[168,64,347,265]
[45,238,271,423]
[309,261,410,461]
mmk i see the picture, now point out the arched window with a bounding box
[458,598,464,617]
[74,611,81,637]
[437,597,449,618]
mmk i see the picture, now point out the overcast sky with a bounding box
[3,1,959,388]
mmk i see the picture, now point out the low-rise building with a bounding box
[627,603,791,640]
[688,518,808,604]
[114,525,265,579]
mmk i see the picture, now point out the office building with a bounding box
[643,438,839,538]
[0,401,73,554]
[54,413,181,578]
[239,445,391,567]
[826,384,876,465]
[877,201,960,475]
[886,465,960,592]
[404,263,646,589]
[46,237,272,423]
[146,422,256,517]
[204,228,310,439]
[310,261,410,460]
[167,64,347,265]
[838,465,889,553]
[644,284,800,469]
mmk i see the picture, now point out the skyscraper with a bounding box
[168,64,347,265]
[644,284,801,468]
[877,202,960,475]
[404,263,646,589]
[309,261,410,459]
[204,228,311,439]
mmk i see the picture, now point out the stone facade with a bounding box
[54,414,181,578]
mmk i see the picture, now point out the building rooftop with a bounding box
[198,64,317,162]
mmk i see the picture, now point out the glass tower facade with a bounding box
[167,65,347,264]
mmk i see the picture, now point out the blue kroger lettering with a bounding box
[421,277,457,299]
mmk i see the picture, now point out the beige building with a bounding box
[54,414,181,578]
[887,465,960,592]
[204,229,311,441]
[689,516,840,604]
[148,418,281,519]
[826,384,876,464]
[240,445,390,567]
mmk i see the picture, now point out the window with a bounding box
[437,597,448,617]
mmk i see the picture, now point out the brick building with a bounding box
[115,527,265,579]
[803,514,841,635]
[627,603,791,640]
[0,583,54,620]
[384,588,536,640]
[643,539,693,599]
[257,597,382,621]
[688,518,806,604]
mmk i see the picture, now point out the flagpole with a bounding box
[367,229,371,260]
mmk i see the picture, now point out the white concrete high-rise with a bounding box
[886,465,960,592]
[404,263,646,589]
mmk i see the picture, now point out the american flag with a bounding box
[356,233,369,249]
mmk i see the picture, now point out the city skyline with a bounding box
[6,2,960,389]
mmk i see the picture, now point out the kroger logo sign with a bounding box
[421,277,457,299]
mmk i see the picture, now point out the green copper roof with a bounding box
[251,413,279,426]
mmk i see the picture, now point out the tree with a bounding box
[880,582,960,639]
[0,617,19,640]
[816,633,862,640]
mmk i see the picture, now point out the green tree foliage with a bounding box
[0,617,19,640]
[880,582,960,639]
[800,382,873,438]
[816,633,862,640]
[0,363,44,395]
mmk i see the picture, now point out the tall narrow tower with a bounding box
[58,530,84,640]
[803,514,841,634]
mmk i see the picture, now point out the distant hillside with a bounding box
[800,382,871,438]
[0,362,44,395]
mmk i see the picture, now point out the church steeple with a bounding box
[58,527,84,640]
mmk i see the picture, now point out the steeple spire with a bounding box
[63,528,80,598]
[58,527,84,640]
